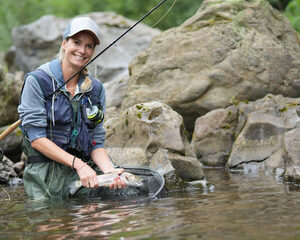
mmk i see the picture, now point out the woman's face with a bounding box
[62,31,96,70]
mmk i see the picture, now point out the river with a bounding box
[1,167,300,240]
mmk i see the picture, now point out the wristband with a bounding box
[77,163,87,172]
[71,156,76,169]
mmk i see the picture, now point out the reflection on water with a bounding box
[1,168,300,240]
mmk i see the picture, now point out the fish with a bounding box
[69,171,144,195]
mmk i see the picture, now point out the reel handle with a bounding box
[0,119,21,142]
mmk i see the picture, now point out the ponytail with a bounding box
[81,68,92,91]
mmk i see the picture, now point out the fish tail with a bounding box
[69,180,82,195]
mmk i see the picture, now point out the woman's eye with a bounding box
[87,44,94,49]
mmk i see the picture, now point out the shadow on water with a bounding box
[1,168,300,239]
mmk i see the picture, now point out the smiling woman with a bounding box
[60,18,98,96]
[17,17,127,201]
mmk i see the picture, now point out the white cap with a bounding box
[63,17,100,45]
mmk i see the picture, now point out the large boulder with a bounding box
[122,0,300,131]
[0,67,23,126]
[104,101,205,189]
[191,93,300,183]
[6,13,160,84]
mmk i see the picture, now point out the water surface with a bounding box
[1,168,300,240]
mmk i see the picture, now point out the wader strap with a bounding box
[27,155,52,164]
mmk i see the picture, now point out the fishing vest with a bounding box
[21,69,103,162]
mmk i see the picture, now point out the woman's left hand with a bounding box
[109,168,127,190]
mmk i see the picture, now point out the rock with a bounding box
[228,111,287,168]
[226,94,300,170]
[122,0,300,132]
[0,70,23,126]
[104,72,129,108]
[191,107,238,166]
[13,160,25,178]
[0,124,23,162]
[283,129,300,183]
[167,152,204,181]
[191,93,300,184]
[104,102,205,187]
[0,156,18,184]
[6,13,160,85]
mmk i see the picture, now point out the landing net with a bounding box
[88,167,165,202]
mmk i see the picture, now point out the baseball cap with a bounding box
[63,17,100,45]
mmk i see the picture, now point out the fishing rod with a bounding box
[0,0,168,143]
[51,0,167,96]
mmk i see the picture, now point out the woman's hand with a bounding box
[76,163,98,188]
[109,168,127,190]
[90,148,127,190]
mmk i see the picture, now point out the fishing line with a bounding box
[94,0,177,79]
[0,184,11,201]
[117,0,177,45]
[50,0,167,96]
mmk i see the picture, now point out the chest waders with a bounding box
[20,70,103,200]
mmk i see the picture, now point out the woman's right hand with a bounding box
[76,162,98,188]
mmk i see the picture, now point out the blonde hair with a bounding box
[59,43,93,91]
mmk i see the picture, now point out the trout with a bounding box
[69,172,143,195]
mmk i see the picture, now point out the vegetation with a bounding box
[285,0,300,32]
[0,0,299,52]
[0,0,201,51]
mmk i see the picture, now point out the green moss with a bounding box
[15,128,22,136]
[221,124,231,129]
[136,104,143,110]
[228,110,232,116]
[279,106,287,112]
[141,107,150,112]
[286,103,299,108]
[125,118,129,126]
[185,129,189,136]
[164,174,190,190]
[136,112,142,119]
[278,103,299,113]
[230,96,249,106]
[230,96,239,106]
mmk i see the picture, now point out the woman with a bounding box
[18,17,126,200]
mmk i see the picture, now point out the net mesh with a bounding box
[88,167,165,202]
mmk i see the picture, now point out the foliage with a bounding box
[285,0,300,32]
[0,0,299,52]
[0,0,201,51]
